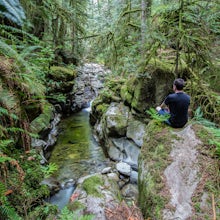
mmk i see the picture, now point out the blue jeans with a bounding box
[158,109,171,126]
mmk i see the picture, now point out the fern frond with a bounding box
[0,37,20,57]
[0,24,40,44]
[193,107,216,128]
[41,163,58,178]
[0,107,8,116]
[0,181,6,198]
[0,139,14,152]
[0,107,18,120]
[0,203,22,220]
[0,154,13,163]
[146,108,170,122]
[20,45,43,60]
[0,0,26,26]
[17,72,46,96]
[0,86,21,117]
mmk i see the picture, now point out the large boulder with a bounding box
[120,67,174,113]
[54,49,79,65]
[67,168,143,220]
[30,102,54,135]
[47,66,77,93]
[93,102,147,168]
[138,121,219,219]
[103,102,130,137]
[68,173,120,220]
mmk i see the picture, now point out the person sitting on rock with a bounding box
[156,78,190,128]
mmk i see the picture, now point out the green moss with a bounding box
[49,66,77,81]
[120,85,133,104]
[96,104,109,115]
[30,102,54,134]
[105,77,126,95]
[67,200,85,211]
[131,81,142,110]
[148,58,174,73]
[138,120,174,219]
[99,89,114,103]
[82,175,104,197]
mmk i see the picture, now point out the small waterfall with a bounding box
[82,100,93,113]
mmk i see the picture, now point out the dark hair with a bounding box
[173,78,185,90]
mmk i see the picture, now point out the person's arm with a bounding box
[160,101,167,109]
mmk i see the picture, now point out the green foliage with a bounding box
[0,107,18,120]
[21,0,88,56]
[58,207,94,220]
[0,0,26,26]
[27,203,58,220]
[0,171,22,220]
[0,203,22,220]
[41,162,58,178]
[193,107,220,158]
[0,139,14,152]
[0,154,13,163]
[82,175,104,197]
[146,108,170,124]
[2,149,51,217]
[193,107,216,128]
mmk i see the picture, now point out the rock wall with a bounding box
[91,67,175,172]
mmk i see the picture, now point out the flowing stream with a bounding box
[47,107,108,209]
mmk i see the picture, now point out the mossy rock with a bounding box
[47,80,75,93]
[30,102,54,134]
[105,77,126,95]
[96,104,109,116]
[82,174,104,197]
[49,66,77,81]
[91,96,110,121]
[120,66,175,113]
[120,84,133,104]
[138,120,173,219]
[67,200,85,211]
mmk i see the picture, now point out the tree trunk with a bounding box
[175,0,184,75]
[141,0,151,52]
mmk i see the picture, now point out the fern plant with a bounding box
[41,162,58,178]
[58,207,94,220]
[0,0,26,26]
[0,176,22,220]
[193,107,220,158]
[146,107,170,124]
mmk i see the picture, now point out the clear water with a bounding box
[47,109,108,209]
[49,109,106,183]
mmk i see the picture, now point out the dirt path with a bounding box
[163,125,202,220]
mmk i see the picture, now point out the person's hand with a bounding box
[156,106,161,111]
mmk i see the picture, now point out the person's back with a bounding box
[156,78,190,128]
[165,92,190,128]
